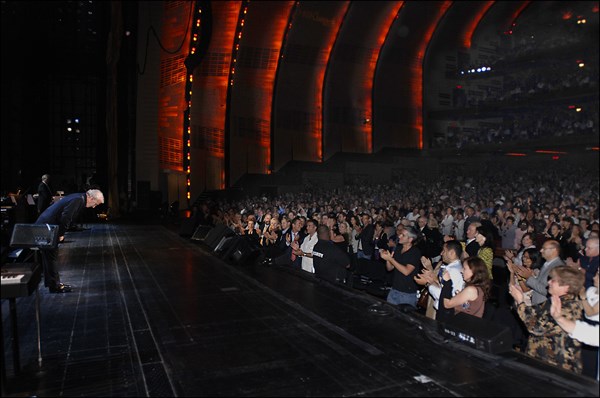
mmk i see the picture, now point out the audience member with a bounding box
[515,240,565,305]
[500,216,517,250]
[380,226,422,308]
[574,237,599,290]
[312,225,350,284]
[293,219,319,273]
[356,213,375,260]
[579,267,599,379]
[474,226,495,279]
[550,295,599,359]
[510,266,584,373]
[416,241,465,322]
[441,256,491,318]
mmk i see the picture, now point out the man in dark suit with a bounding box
[270,217,305,267]
[274,216,291,254]
[463,221,481,257]
[356,213,375,260]
[463,206,480,239]
[37,174,53,214]
[416,216,443,260]
[35,189,104,293]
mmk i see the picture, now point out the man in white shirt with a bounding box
[293,219,319,273]
[416,240,465,315]
[406,207,420,223]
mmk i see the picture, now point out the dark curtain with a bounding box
[106,1,123,217]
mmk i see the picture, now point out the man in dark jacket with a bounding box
[37,174,53,214]
[416,216,442,260]
[312,225,350,284]
[356,213,375,260]
[36,189,104,293]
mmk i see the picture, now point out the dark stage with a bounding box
[1,222,598,397]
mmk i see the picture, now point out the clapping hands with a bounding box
[420,256,433,271]
[379,249,392,261]
[508,281,524,305]
[415,269,435,286]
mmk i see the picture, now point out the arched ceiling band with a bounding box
[463,1,495,49]
[321,2,352,161]
[316,1,351,162]
[414,1,452,149]
[369,1,405,154]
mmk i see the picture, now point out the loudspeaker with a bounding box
[203,224,234,250]
[179,216,199,237]
[438,312,512,354]
[226,236,261,265]
[191,225,212,241]
[214,235,236,253]
[220,236,242,259]
[10,223,60,249]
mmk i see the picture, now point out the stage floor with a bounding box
[2,223,598,397]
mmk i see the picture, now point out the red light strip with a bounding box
[505,152,527,157]
[366,1,405,154]
[412,1,452,150]
[258,2,295,174]
[463,1,494,49]
[535,150,567,154]
[270,2,298,172]
[317,1,351,161]
[508,1,531,28]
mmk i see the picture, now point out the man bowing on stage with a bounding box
[35,189,104,293]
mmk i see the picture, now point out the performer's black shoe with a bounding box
[49,283,73,293]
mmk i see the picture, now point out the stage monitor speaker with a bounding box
[214,235,236,253]
[220,236,242,260]
[191,225,212,241]
[10,223,60,249]
[179,216,199,237]
[203,224,234,250]
[227,237,261,265]
[438,312,512,354]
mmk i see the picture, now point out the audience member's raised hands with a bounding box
[550,295,562,320]
[415,269,435,286]
[505,257,516,274]
[509,281,524,305]
[421,256,433,271]
[379,249,393,261]
[565,257,580,270]
[504,249,515,261]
